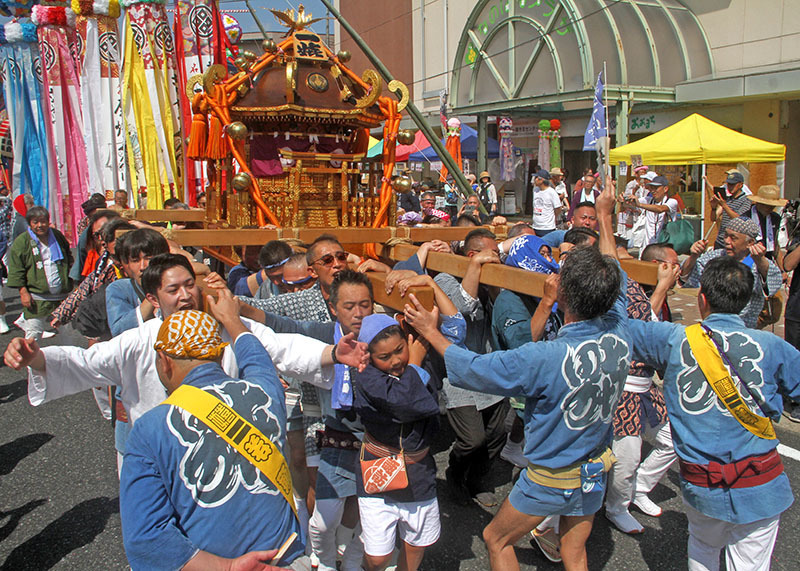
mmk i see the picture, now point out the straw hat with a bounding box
[550,167,564,176]
[748,185,787,207]
[479,171,490,180]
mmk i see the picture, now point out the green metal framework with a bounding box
[451,0,715,115]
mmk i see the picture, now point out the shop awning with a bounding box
[609,114,786,165]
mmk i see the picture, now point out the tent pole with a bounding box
[701,163,707,237]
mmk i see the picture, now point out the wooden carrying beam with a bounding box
[169,226,490,248]
[378,244,659,289]
[366,272,435,313]
[127,209,206,222]
[167,227,658,297]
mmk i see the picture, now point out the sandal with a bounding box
[531,527,562,563]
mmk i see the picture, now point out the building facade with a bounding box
[336,0,800,199]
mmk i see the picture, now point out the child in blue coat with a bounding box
[354,312,464,571]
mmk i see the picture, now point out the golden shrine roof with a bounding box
[228,11,385,129]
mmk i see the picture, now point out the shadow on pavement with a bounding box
[638,509,689,570]
[0,497,119,570]
[0,499,48,544]
[0,433,54,476]
[0,379,27,405]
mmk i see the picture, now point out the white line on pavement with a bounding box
[777,443,800,462]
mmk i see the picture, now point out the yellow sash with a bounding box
[526,449,616,489]
[163,384,297,517]
[685,324,776,440]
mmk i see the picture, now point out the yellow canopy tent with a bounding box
[609,113,785,165]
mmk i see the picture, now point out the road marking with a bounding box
[777,444,800,462]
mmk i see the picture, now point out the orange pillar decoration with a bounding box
[365,96,400,259]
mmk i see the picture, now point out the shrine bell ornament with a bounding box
[397,130,415,145]
[392,176,412,194]
[262,38,278,53]
[231,172,252,191]
[227,122,248,141]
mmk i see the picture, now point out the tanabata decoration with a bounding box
[549,119,561,169]
[221,12,240,45]
[537,119,551,172]
[121,0,183,209]
[536,118,562,172]
[33,4,90,244]
[0,20,52,210]
[174,1,235,206]
[73,0,128,208]
[0,106,12,192]
[440,116,462,182]
[498,116,515,181]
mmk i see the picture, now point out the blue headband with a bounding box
[262,256,290,270]
[282,274,313,286]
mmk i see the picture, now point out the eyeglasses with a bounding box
[92,230,103,240]
[312,251,348,267]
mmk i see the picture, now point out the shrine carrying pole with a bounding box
[319,0,483,213]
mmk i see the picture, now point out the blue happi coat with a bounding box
[445,268,632,469]
[629,313,800,524]
[120,333,302,569]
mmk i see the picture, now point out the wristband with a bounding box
[330,344,341,365]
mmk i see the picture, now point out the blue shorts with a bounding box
[315,447,358,500]
[508,469,606,517]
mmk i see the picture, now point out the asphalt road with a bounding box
[1,287,800,570]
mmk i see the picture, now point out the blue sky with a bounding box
[0,1,333,36]
[217,0,332,36]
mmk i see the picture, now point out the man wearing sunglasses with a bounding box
[241,233,352,562]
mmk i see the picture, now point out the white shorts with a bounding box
[358,496,440,557]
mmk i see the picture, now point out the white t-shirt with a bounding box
[639,195,678,245]
[532,186,561,230]
[39,242,62,294]
[578,187,597,204]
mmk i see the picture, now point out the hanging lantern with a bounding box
[231,172,253,191]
